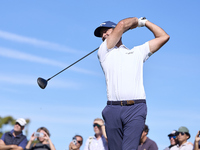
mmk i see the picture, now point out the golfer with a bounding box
[94,17,170,150]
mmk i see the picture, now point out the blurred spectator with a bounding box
[68,135,83,150]
[170,126,193,150]
[84,118,108,150]
[164,130,178,150]
[194,130,200,150]
[137,124,158,150]
[25,127,56,150]
[0,118,28,150]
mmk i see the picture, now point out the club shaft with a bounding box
[47,47,99,81]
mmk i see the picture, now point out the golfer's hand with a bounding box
[138,17,148,27]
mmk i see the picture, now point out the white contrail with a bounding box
[0,47,98,75]
[0,30,79,53]
[0,73,80,89]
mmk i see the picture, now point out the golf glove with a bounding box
[138,17,148,27]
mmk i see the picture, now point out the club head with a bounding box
[37,77,48,89]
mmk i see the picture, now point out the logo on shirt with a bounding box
[126,51,134,54]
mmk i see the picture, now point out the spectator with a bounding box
[194,130,200,150]
[164,130,178,150]
[68,135,83,150]
[25,127,56,150]
[171,126,193,150]
[0,118,28,150]
[84,118,108,150]
[137,124,158,150]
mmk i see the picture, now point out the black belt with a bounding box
[107,99,146,106]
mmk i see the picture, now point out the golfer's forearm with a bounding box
[120,17,138,31]
[145,21,169,38]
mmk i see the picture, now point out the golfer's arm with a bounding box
[146,21,170,53]
[107,17,138,49]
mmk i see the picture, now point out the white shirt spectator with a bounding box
[170,142,193,150]
[83,135,108,150]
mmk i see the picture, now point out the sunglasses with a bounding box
[77,140,82,144]
[93,123,101,128]
[176,132,186,136]
[169,136,176,139]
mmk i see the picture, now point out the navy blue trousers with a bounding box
[102,103,147,150]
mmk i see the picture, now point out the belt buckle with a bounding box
[127,100,135,105]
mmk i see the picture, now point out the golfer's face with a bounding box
[100,28,113,41]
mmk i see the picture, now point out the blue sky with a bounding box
[0,0,200,150]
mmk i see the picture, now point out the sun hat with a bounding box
[177,126,190,139]
[94,21,117,37]
[16,118,27,126]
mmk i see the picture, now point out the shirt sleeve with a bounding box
[0,134,5,141]
[83,138,89,150]
[18,138,28,149]
[133,42,152,62]
[148,140,158,150]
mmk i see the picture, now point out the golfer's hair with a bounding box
[143,124,149,134]
[94,118,104,123]
[37,127,50,137]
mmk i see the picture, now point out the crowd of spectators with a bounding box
[0,118,199,150]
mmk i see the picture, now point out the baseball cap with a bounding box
[94,21,117,37]
[168,130,177,137]
[16,118,27,126]
[177,126,190,139]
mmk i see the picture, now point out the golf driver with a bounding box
[37,47,99,89]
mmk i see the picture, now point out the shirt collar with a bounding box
[177,142,188,148]
[10,129,23,137]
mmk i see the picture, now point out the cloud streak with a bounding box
[0,30,79,53]
[0,47,99,75]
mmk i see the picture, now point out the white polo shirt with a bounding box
[83,135,108,150]
[170,142,193,150]
[98,40,152,101]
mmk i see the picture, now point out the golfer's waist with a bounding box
[107,99,146,106]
